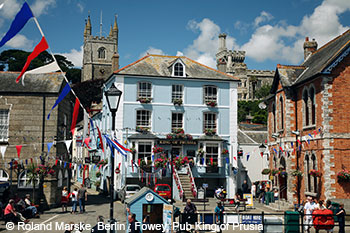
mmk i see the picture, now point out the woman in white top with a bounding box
[61,186,69,212]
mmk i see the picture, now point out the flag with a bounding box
[210,157,213,165]
[22,61,60,86]
[104,136,127,157]
[84,137,91,149]
[279,146,284,153]
[291,142,294,148]
[83,110,89,140]
[70,98,80,135]
[16,145,22,159]
[0,146,7,160]
[314,130,317,138]
[247,153,250,161]
[55,159,58,166]
[64,140,72,151]
[0,2,34,48]
[273,148,278,154]
[16,37,49,82]
[96,126,104,152]
[112,138,132,152]
[47,83,71,119]
[47,142,53,154]
[308,133,313,138]
[225,157,229,164]
[233,156,237,161]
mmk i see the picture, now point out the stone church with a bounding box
[81,15,120,82]
[216,33,274,100]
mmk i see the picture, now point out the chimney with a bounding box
[112,52,120,72]
[218,33,227,52]
[303,37,318,60]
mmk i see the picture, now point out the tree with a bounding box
[238,100,268,124]
[0,49,80,83]
[254,84,272,99]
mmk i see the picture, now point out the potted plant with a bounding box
[206,100,217,107]
[173,99,183,105]
[137,97,152,103]
[152,146,164,154]
[271,168,279,176]
[291,170,303,177]
[261,168,271,175]
[337,170,350,182]
[204,128,216,136]
[309,169,321,177]
[173,156,189,170]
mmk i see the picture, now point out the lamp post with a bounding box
[105,83,122,227]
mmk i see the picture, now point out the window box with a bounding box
[173,98,183,105]
[204,128,216,136]
[206,101,217,107]
[136,126,150,133]
[137,97,152,104]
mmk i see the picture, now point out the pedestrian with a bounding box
[91,216,107,233]
[251,183,256,200]
[215,201,224,233]
[128,214,140,233]
[78,184,87,213]
[336,203,346,233]
[71,188,79,214]
[184,199,197,225]
[242,180,249,194]
[304,196,316,233]
[24,194,39,218]
[61,186,69,212]
[4,199,29,224]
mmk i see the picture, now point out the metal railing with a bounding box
[173,165,183,200]
[187,164,197,198]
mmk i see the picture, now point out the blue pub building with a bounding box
[101,54,239,199]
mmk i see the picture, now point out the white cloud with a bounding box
[240,0,350,64]
[176,51,184,56]
[31,0,56,17]
[254,11,273,27]
[6,34,33,49]
[139,47,165,58]
[0,0,21,19]
[179,18,238,68]
[77,2,84,13]
[60,46,83,67]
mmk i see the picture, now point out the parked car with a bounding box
[119,184,141,203]
[154,184,171,200]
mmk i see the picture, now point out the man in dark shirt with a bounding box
[184,199,197,225]
[242,180,249,194]
[128,214,140,233]
[336,203,346,233]
[78,184,87,213]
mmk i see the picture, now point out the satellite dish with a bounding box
[258,102,267,109]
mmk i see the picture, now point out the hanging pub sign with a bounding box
[158,139,197,145]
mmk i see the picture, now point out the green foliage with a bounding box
[238,100,268,124]
[254,84,272,99]
[72,79,104,108]
[0,49,81,83]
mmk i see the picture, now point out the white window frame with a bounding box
[0,169,9,181]
[205,143,219,166]
[203,85,218,103]
[0,109,10,142]
[18,171,39,189]
[203,112,217,131]
[138,141,152,162]
[136,110,151,128]
[137,82,152,99]
[172,84,183,102]
[171,112,183,132]
[172,61,186,77]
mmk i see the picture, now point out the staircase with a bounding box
[178,174,193,199]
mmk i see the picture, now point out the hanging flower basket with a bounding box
[309,169,321,177]
[271,169,279,176]
[261,168,271,175]
[221,149,229,155]
[152,146,164,154]
[337,170,350,182]
[173,156,189,170]
[291,170,303,177]
[166,128,193,140]
[154,155,168,169]
[278,170,288,177]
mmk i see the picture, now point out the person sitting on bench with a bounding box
[4,199,29,224]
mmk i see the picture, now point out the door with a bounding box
[142,204,164,233]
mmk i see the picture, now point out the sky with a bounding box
[1,0,350,71]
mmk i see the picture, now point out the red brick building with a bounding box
[267,30,350,207]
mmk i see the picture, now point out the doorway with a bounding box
[142,204,163,233]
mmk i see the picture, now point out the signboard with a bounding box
[158,140,197,145]
[163,204,173,233]
[202,183,208,188]
[92,156,101,163]
[241,214,262,224]
[243,194,254,208]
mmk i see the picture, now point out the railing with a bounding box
[187,164,197,198]
[173,165,183,200]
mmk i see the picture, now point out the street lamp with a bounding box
[105,83,122,227]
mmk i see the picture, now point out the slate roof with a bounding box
[271,29,350,91]
[0,72,64,94]
[115,54,239,81]
[125,187,169,205]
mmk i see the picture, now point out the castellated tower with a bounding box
[82,15,119,82]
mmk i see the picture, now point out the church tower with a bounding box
[82,15,119,82]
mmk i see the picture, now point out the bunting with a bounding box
[70,98,80,135]
[22,61,60,86]
[16,145,22,159]
[64,140,72,151]
[47,83,71,119]
[96,126,104,152]
[0,2,34,48]
[16,37,49,83]
[0,146,7,160]
[47,142,53,154]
